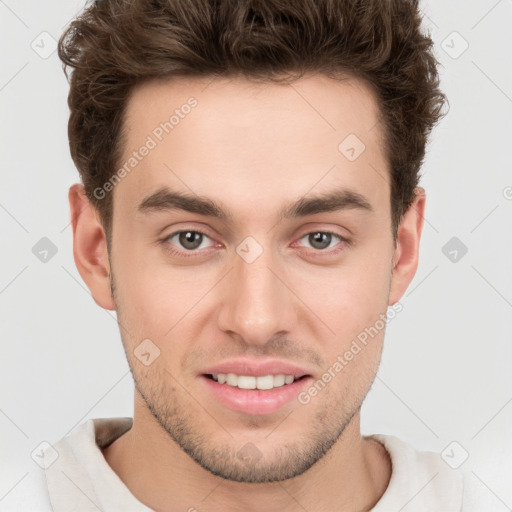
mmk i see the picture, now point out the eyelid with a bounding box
[297,230,345,243]
[161,226,350,258]
[162,227,219,249]
[293,230,349,251]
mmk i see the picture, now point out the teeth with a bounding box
[237,375,256,389]
[272,374,285,387]
[210,373,299,390]
[255,375,273,390]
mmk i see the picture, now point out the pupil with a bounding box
[180,231,202,250]
[310,232,330,250]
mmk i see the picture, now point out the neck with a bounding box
[102,395,391,512]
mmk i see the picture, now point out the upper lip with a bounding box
[201,358,313,378]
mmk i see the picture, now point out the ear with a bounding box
[69,184,115,310]
[388,187,426,306]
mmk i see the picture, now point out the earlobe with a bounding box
[388,187,426,306]
[69,184,115,310]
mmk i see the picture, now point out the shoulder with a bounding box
[368,434,464,512]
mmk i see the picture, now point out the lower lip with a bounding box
[200,375,313,415]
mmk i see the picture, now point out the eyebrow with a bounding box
[137,186,373,222]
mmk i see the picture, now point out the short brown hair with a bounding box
[58,0,446,243]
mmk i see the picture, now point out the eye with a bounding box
[164,230,215,253]
[160,228,349,258]
[297,231,347,251]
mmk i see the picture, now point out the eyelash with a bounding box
[160,229,350,258]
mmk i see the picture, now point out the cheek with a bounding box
[292,253,392,340]
[301,267,389,396]
[111,249,165,337]
[113,251,214,343]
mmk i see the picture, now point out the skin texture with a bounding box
[69,74,426,512]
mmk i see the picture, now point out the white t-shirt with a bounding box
[3,417,464,511]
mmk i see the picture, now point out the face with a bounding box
[106,74,397,482]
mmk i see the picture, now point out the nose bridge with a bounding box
[218,238,295,344]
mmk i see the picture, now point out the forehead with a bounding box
[115,73,389,218]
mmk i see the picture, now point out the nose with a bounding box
[216,243,298,347]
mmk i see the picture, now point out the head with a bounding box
[60,0,446,483]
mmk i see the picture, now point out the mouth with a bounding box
[200,373,313,415]
[203,373,309,390]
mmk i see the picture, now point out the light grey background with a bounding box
[1,1,511,510]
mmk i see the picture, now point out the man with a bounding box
[14,0,465,510]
